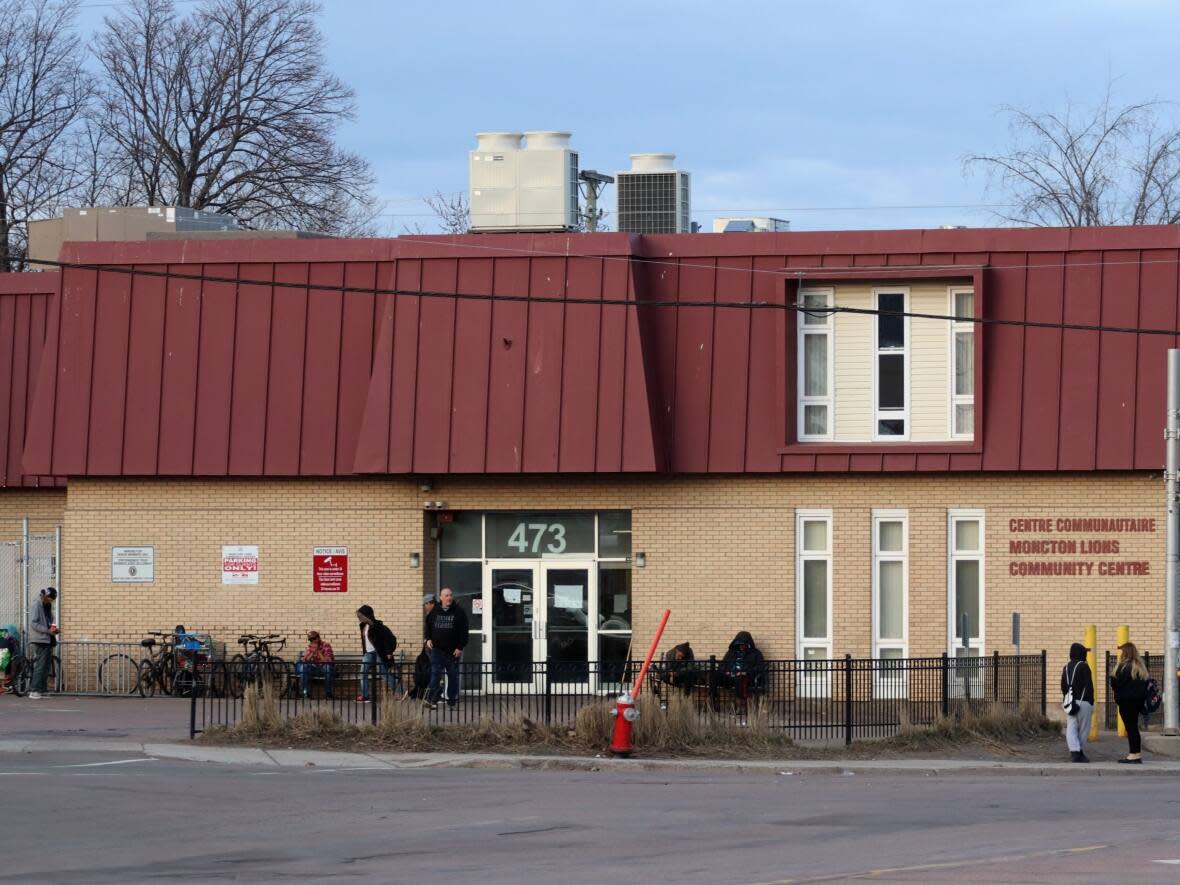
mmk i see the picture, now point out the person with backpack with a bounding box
[27,587,58,699]
[356,605,403,702]
[424,587,469,709]
[1060,642,1094,763]
[1110,641,1150,764]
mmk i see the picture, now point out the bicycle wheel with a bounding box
[9,655,29,697]
[98,653,140,695]
[171,669,203,699]
[228,653,248,698]
[137,660,159,698]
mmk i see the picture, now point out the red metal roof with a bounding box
[19,226,1180,477]
[0,272,63,488]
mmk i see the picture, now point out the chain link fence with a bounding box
[0,520,60,645]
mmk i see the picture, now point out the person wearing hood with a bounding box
[661,641,698,696]
[356,605,403,702]
[1061,642,1094,763]
[715,631,767,702]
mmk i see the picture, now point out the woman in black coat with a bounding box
[1109,641,1149,764]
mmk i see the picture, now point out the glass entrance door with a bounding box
[487,564,537,686]
[484,561,595,691]
[543,565,591,686]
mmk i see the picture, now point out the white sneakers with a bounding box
[27,692,42,699]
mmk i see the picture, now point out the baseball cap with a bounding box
[422,593,437,605]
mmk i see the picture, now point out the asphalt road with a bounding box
[4,749,1180,884]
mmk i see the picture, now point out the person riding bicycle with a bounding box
[0,624,18,694]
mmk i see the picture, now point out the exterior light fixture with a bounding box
[409,552,421,569]
[635,552,647,568]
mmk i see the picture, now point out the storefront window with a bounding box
[598,562,632,683]
[439,561,483,677]
[439,512,482,559]
[949,511,985,655]
[597,511,632,558]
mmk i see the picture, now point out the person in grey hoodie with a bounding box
[1061,641,1094,763]
[28,587,58,699]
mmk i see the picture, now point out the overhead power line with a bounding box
[21,255,1180,338]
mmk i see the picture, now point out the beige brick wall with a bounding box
[62,473,1162,704]
[0,489,67,537]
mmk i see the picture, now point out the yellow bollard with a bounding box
[1085,625,1099,741]
[1115,625,1129,738]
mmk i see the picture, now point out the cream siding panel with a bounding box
[827,281,960,442]
[833,286,874,441]
[909,284,952,441]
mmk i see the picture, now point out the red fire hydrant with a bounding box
[609,690,640,757]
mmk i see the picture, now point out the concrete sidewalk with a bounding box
[1,736,1177,777]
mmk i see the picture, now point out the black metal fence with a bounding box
[190,652,1047,744]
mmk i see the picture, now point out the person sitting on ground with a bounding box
[0,624,18,695]
[661,642,698,696]
[297,630,336,699]
[716,631,767,700]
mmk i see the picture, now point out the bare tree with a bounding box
[94,0,377,235]
[0,0,90,270]
[424,190,470,234]
[966,90,1180,227]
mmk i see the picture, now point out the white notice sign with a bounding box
[112,546,154,583]
[554,584,584,610]
[222,545,259,585]
[503,587,522,604]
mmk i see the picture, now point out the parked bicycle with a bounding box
[7,646,61,697]
[228,633,289,698]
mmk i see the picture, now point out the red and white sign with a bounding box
[222,545,259,585]
[313,546,348,593]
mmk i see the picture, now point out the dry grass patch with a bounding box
[881,703,1060,755]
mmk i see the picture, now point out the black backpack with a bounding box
[1143,677,1163,714]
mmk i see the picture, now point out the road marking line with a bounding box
[54,758,158,768]
[1155,860,1180,865]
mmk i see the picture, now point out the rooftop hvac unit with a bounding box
[469,131,579,232]
[615,153,691,234]
[711,217,790,233]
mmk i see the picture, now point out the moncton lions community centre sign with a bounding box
[1007,516,1157,578]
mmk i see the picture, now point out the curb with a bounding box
[4,738,1180,776]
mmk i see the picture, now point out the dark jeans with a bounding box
[1118,700,1142,754]
[31,642,53,693]
[360,651,403,699]
[297,662,334,697]
[427,648,461,705]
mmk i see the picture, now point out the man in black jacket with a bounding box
[356,604,403,702]
[1061,641,1094,763]
[424,587,469,709]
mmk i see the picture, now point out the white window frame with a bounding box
[947,509,985,657]
[949,286,975,440]
[872,287,910,441]
[871,510,908,659]
[796,509,833,697]
[872,510,908,699]
[797,287,835,441]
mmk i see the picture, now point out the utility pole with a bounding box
[578,170,614,232]
[1166,349,1180,735]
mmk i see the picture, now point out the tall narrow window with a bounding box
[948,510,984,657]
[872,511,907,660]
[796,510,832,697]
[797,288,833,440]
[950,287,974,439]
[874,289,908,439]
[796,510,832,659]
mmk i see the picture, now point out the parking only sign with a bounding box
[222,545,259,585]
[313,546,348,593]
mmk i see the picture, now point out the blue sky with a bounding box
[78,0,1180,233]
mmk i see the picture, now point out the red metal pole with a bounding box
[632,609,671,698]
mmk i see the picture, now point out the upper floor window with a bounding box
[797,288,833,441]
[793,281,976,445]
[874,288,908,440]
[950,287,974,439]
